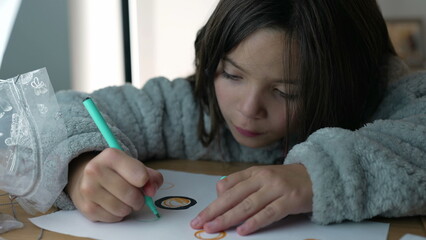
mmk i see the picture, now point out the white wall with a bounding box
[130,0,219,88]
[68,0,125,92]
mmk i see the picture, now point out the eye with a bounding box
[222,71,241,81]
[273,88,297,99]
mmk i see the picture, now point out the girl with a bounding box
[54,0,426,236]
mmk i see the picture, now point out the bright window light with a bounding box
[128,0,218,89]
[68,0,125,93]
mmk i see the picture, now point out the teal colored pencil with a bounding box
[83,97,160,218]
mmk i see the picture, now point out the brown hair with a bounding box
[189,0,396,148]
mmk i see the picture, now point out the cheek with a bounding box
[266,102,292,136]
[271,109,288,133]
[214,79,233,111]
[273,103,300,137]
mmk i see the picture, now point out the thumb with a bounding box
[142,168,164,197]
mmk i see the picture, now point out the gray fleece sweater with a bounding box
[53,68,426,225]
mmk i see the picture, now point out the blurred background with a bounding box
[0,0,425,93]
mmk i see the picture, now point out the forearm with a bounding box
[285,126,426,224]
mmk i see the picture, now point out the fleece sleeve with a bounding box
[285,71,426,224]
[53,77,207,209]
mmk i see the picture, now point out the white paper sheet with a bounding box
[400,234,426,240]
[30,170,389,240]
[0,0,21,70]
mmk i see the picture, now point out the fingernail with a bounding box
[153,183,159,193]
[204,220,217,230]
[191,217,200,227]
[237,225,246,235]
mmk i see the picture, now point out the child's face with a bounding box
[214,28,297,148]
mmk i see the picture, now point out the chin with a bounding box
[236,137,272,149]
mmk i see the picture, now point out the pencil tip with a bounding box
[83,96,91,102]
[155,213,161,219]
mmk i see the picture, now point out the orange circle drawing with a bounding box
[155,196,197,210]
[159,182,175,190]
[162,197,191,208]
[194,230,227,240]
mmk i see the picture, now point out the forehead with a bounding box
[225,28,299,81]
[229,28,285,66]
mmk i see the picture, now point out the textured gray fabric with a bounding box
[53,69,426,224]
[285,71,426,224]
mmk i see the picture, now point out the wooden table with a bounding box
[1,159,425,240]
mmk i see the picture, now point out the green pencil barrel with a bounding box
[83,97,123,150]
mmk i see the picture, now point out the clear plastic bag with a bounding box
[0,68,68,214]
[0,212,23,234]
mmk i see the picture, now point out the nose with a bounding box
[238,88,266,119]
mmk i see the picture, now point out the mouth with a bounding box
[235,126,263,137]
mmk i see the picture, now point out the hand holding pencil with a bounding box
[65,97,163,222]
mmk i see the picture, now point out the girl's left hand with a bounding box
[190,164,313,236]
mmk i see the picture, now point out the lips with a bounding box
[235,126,262,137]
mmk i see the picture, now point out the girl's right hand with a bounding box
[66,148,163,222]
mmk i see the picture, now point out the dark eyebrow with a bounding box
[276,79,297,85]
[223,56,247,73]
[223,56,298,85]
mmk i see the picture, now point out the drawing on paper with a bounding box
[194,230,227,240]
[155,196,197,210]
[159,182,175,190]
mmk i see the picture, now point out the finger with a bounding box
[99,148,149,188]
[216,168,253,195]
[142,168,164,197]
[80,178,133,218]
[191,177,259,229]
[203,187,273,233]
[80,201,124,222]
[99,167,145,211]
[236,197,289,236]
